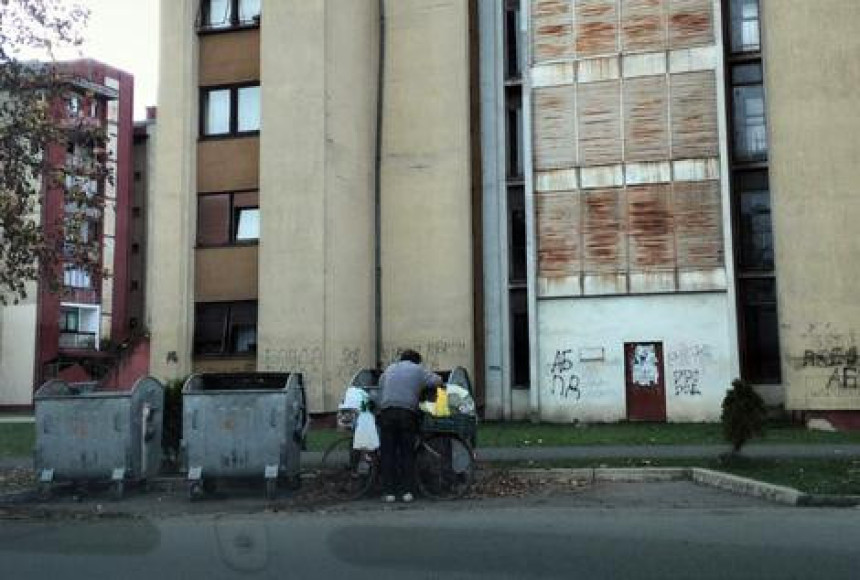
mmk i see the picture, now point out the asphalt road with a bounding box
[1,482,859,580]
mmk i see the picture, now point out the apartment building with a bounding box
[0,59,135,407]
[150,0,860,426]
[150,0,475,411]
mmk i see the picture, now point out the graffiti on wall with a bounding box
[668,343,713,397]
[797,324,860,396]
[549,349,581,400]
[547,348,608,402]
[803,346,858,391]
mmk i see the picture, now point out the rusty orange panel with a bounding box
[532,0,575,63]
[536,191,581,278]
[674,180,724,268]
[624,76,669,162]
[669,0,714,49]
[577,80,622,166]
[670,71,718,159]
[621,0,667,53]
[576,0,619,57]
[534,86,577,170]
[583,188,627,273]
[627,184,674,269]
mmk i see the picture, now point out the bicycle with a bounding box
[319,408,476,501]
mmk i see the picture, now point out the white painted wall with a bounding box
[536,292,735,423]
[0,301,38,406]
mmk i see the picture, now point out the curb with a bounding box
[689,468,804,506]
[510,466,860,507]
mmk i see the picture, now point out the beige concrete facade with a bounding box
[151,0,475,411]
[765,0,860,410]
[148,0,198,381]
[257,0,378,411]
[380,0,475,376]
[0,291,38,406]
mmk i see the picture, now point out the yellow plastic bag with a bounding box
[433,387,450,417]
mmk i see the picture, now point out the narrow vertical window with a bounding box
[204,89,231,135]
[730,0,760,53]
[237,85,261,132]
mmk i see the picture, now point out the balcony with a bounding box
[59,331,97,350]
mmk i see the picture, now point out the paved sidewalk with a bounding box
[0,415,34,424]
[4,443,859,472]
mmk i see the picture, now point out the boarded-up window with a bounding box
[197,194,230,246]
[669,0,713,49]
[532,0,574,63]
[536,192,581,278]
[534,86,577,170]
[576,0,618,57]
[628,185,674,269]
[621,0,667,53]
[671,71,718,159]
[583,189,626,272]
[577,80,622,166]
[674,180,723,269]
[624,76,669,162]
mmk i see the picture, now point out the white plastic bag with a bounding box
[340,387,369,411]
[352,410,380,451]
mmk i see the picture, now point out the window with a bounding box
[504,0,522,80]
[201,84,260,137]
[507,186,527,284]
[234,207,260,241]
[739,278,781,384]
[60,309,79,332]
[63,266,92,289]
[201,0,260,31]
[194,301,258,356]
[730,0,760,53]
[731,64,767,161]
[510,290,530,388]
[197,191,259,246]
[736,171,773,270]
[505,89,523,179]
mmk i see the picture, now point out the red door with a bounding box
[624,342,667,422]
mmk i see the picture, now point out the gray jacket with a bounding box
[379,361,443,411]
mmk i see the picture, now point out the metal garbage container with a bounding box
[182,372,308,500]
[34,376,164,498]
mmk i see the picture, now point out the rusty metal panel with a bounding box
[627,184,674,269]
[534,86,578,170]
[576,0,619,57]
[669,0,714,49]
[532,0,575,63]
[670,71,718,159]
[536,191,581,278]
[673,180,723,269]
[583,188,626,273]
[624,76,669,162]
[621,0,667,53]
[577,80,622,166]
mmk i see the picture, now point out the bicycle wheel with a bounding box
[319,435,378,501]
[414,433,475,500]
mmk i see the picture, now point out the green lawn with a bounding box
[0,424,35,458]
[497,456,860,496]
[3,420,860,457]
[474,421,860,448]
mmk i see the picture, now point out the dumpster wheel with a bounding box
[188,481,204,501]
[265,478,277,501]
[113,480,124,500]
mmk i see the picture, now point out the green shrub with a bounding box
[721,378,767,454]
[161,377,187,470]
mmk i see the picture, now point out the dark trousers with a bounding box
[379,407,418,495]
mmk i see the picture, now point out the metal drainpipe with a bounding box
[374,0,386,369]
